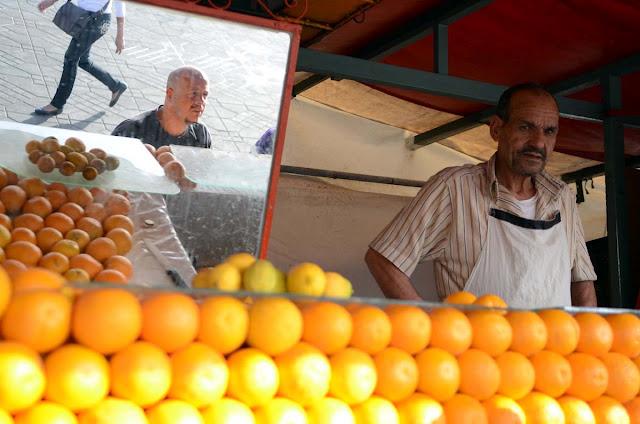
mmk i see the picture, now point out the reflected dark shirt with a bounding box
[111,106,212,149]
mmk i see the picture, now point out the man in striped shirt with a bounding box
[366,83,597,307]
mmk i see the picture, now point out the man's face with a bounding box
[168,74,209,123]
[491,90,559,177]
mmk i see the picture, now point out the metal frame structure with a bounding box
[292,1,640,307]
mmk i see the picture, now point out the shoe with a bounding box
[109,82,128,107]
[34,105,63,116]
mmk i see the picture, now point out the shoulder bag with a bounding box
[52,0,110,38]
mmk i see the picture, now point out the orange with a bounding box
[558,396,596,424]
[328,347,377,405]
[468,310,513,357]
[38,252,69,274]
[63,268,90,283]
[575,312,613,356]
[474,293,508,309]
[0,169,6,189]
[4,170,17,186]
[372,347,418,402]
[36,227,63,253]
[624,397,640,424]
[495,351,534,401]
[84,203,107,223]
[44,190,67,210]
[44,213,75,235]
[13,213,44,233]
[483,395,526,424]
[0,266,10,318]
[415,347,460,402]
[606,314,640,358]
[600,352,639,403]
[385,304,430,354]
[169,342,228,408]
[18,178,46,198]
[47,182,67,193]
[226,348,279,408]
[50,239,80,259]
[104,193,130,216]
[58,203,84,222]
[0,214,11,230]
[458,349,500,401]
[0,342,45,413]
[103,214,134,235]
[85,237,116,262]
[44,344,109,411]
[110,341,171,407]
[68,254,103,279]
[538,309,580,355]
[444,290,477,305]
[71,288,142,354]
[0,185,27,214]
[518,392,565,424]
[77,397,147,424]
[0,247,4,262]
[397,393,445,424]
[11,227,36,244]
[141,292,199,353]
[590,396,631,424]
[67,187,92,208]
[201,398,254,424]
[198,296,248,354]
[253,397,307,424]
[146,399,203,424]
[247,297,303,356]
[275,342,330,406]
[0,200,4,214]
[349,305,391,355]
[89,187,108,203]
[14,401,76,424]
[351,396,399,424]
[1,290,71,353]
[429,307,472,355]
[443,393,487,424]
[5,241,42,266]
[12,267,65,292]
[94,269,127,284]
[106,228,132,255]
[531,350,572,398]
[306,397,354,424]
[0,225,8,248]
[565,352,608,401]
[76,217,103,240]
[104,255,133,279]
[21,197,52,218]
[64,229,90,251]
[301,301,352,355]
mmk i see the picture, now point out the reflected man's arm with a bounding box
[571,281,597,307]
[365,248,421,301]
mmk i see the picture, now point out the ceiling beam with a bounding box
[292,0,492,96]
[411,52,640,148]
[296,48,602,120]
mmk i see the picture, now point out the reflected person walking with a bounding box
[35,0,128,116]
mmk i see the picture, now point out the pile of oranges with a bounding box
[0,169,134,284]
[0,262,639,424]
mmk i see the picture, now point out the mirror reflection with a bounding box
[0,0,292,285]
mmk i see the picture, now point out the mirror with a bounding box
[0,0,296,282]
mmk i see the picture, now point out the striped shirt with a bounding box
[370,154,597,299]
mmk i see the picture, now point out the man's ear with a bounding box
[166,87,174,101]
[488,115,503,141]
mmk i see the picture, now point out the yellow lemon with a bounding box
[324,272,353,298]
[287,262,326,296]
[253,397,307,424]
[14,401,76,424]
[193,263,241,291]
[275,342,331,406]
[243,260,284,293]
[226,348,279,408]
[352,396,399,424]
[0,409,11,424]
[306,397,354,424]
[225,252,256,272]
[0,342,45,413]
[201,398,254,424]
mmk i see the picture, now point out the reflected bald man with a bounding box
[112,66,212,149]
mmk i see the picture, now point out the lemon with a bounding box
[201,398,254,424]
[287,262,326,296]
[243,260,284,293]
[225,252,256,273]
[192,263,241,291]
[324,272,353,298]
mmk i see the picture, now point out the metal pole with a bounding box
[602,75,631,307]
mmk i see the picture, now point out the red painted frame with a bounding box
[131,0,301,259]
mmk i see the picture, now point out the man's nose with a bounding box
[529,128,546,149]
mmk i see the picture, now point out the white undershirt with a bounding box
[515,194,537,220]
[76,0,125,18]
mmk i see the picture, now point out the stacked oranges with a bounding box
[0,169,133,284]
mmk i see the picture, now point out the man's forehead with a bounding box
[179,74,208,87]
[509,91,559,122]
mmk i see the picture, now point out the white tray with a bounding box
[0,121,179,195]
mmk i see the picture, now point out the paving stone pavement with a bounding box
[0,0,290,151]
